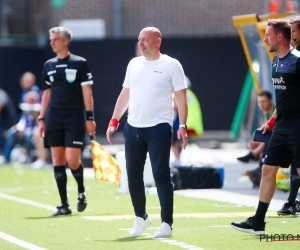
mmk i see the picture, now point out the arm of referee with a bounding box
[82,84,96,139]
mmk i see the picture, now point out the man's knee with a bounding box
[67,158,80,169]
[262,164,279,178]
[153,170,171,184]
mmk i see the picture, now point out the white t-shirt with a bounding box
[123,54,186,127]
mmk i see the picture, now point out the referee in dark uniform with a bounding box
[232,19,300,235]
[38,27,96,216]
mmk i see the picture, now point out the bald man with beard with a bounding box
[107,27,188,238]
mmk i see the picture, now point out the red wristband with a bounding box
[109,119,119,129]
[266,117,276,129]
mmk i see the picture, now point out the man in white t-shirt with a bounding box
[106,27,188,238]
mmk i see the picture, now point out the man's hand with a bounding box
[106,126,117,145]
[260,123,271,134]
[86,120,96,139]
[177,128,188,149]
[39,121,45,138]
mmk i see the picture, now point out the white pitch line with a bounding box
[0,231,48,250]
[0,193,53,249]
[0,192,55,211]
[175,189,285,212]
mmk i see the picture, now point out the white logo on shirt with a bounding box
[272,76,285,84]
[87,73,92,80]
[47,70,56,75]
[56,64,68,68]
[73,141,83,145]
[65,69,77,83]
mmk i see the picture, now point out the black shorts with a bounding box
[44,107,85,149]
[264,128,300,168]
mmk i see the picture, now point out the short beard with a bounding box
[293,39,300,47]
[269,46,276,52]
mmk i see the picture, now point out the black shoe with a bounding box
[77,192,87,212]
[52,204,72,216]
[277,201,297,216]
[237,152,256,163]
[247,169,261,187]
[296,199,300,213]
[231,216,266,235]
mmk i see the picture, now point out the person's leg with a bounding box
[66,147,84,191]
[288,131,300,202]
[66,147,87,212]
[2,127,18,163]
[45,107,71,216]
[124,123,148,218]
[245,142,269,187]
[287,164,300,203]
[0,122,5,152]
[237,151,257,163]
[21,131,36,163]
[253,164,279,222]
[124,123,151,237]
[147,123,173,225]
[231,164,278,235]
[296,169,300,206]
[252,142,265,160]
[277,165,300,215]
[232,130,289,234]
[30,128,49,168]
[172,140,181,166]
[51,146,68,206]
[252,131,291,220]
[63,108,87,212]
[276,129,300,215]
[278,129,300,214]
[146,123,173,238]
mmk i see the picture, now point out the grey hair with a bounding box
[290,16,300,30]
[49,26,73,41]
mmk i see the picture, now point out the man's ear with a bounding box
[64,38,70,47]
[156,37,162,47]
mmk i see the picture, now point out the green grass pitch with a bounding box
[0,165,299,249]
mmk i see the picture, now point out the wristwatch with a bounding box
[179,124,187,129]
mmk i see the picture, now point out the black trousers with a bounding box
[124,122,173,224]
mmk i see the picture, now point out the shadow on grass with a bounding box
[88,213,128,216]
[267,215,298,218]
[96,236,153,243]
[24,214,79,220]
[239,235,262,241]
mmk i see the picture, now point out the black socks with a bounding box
[54,165,68,206]
[288,167,300,204]
[71,163,85,194]
[254,201,269,223]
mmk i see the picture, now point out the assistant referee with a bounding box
[38,27,96,216]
